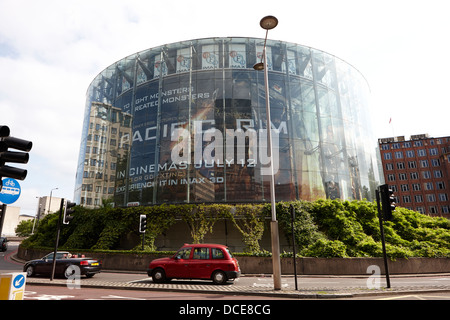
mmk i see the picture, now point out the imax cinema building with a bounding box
[74,37,379,208]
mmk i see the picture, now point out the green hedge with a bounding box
[22,199,450,258]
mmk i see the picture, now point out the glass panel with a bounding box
[193,247,210,259]
[76,37,378,207]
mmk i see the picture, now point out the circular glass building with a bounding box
[74,37,379,208]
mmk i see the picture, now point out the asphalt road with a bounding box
[0,241,23,272]
[93,270,450,290]
[23,284,450,300]
[23,284,286,300]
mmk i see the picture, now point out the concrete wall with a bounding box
[238,256,450,275]
[18,246,450,275]
[151,220,293,253]
[153,220,269,253]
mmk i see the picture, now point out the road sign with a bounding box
[0,178,21,204]
[0,272,27,300]
[13,274,25,289]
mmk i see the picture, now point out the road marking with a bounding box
[377,295,420,300]
[252,283,289,288]
[128,278,151,283]
[24,291,75,300]
[377,294,450,300]
[99,295,146,300]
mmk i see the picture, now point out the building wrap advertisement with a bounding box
[113,71,288,205]
[75,38,378,208]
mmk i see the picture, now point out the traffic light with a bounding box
[63,199,76,224]
[0,125,32,188]
[380,184,395,221]
[139,214,147,233]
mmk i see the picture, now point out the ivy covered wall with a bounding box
[22,200,450,258]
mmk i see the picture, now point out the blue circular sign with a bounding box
[0,178,21,204]
[13,274,25,289]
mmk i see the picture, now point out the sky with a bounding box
[1,0,449,216]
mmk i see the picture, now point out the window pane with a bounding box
[193,247,210,259]
[212,248,225,259]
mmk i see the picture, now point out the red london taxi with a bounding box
[147,243,241,285]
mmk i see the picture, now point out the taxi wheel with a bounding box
[152,268,166,283]
[212,270,227,285]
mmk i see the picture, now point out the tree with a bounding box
[15,219,34,237]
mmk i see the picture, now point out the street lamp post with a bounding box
[253,15,282,291]
[47,187,58,215]
[32,197,42,234]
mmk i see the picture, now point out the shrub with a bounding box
[302,239,348,258]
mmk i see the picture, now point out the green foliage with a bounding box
[181,204,217,244]
[308,199,450,258]
[22,199,450,258]
[275,201,325,251]
[15,219,34,237]
[63,206,109,249]
[270,199,450,258]
[21,213,59,248]
[133,205,177,251]
[302,239,348,258]
[228,204,267,253]
[91,212,127,250]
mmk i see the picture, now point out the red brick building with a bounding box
[378,134,450,216]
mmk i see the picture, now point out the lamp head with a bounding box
[253,62,264,71]
[260,16,278,30]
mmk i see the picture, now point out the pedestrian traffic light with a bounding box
[380,184,395,221]
[63,199,76,225]
[139,214,147,233]
[0,125,32,187]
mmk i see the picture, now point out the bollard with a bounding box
[0,272,27,300]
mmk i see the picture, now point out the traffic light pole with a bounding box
[50,198,64,281]
[0,204,7,236]
[376,189,391,289]
[290,204,298,291]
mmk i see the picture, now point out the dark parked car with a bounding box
[147,243,241,285]
[0,237,7,252]
[23,251,102,279]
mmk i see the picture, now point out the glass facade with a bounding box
[74,37,379,208]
